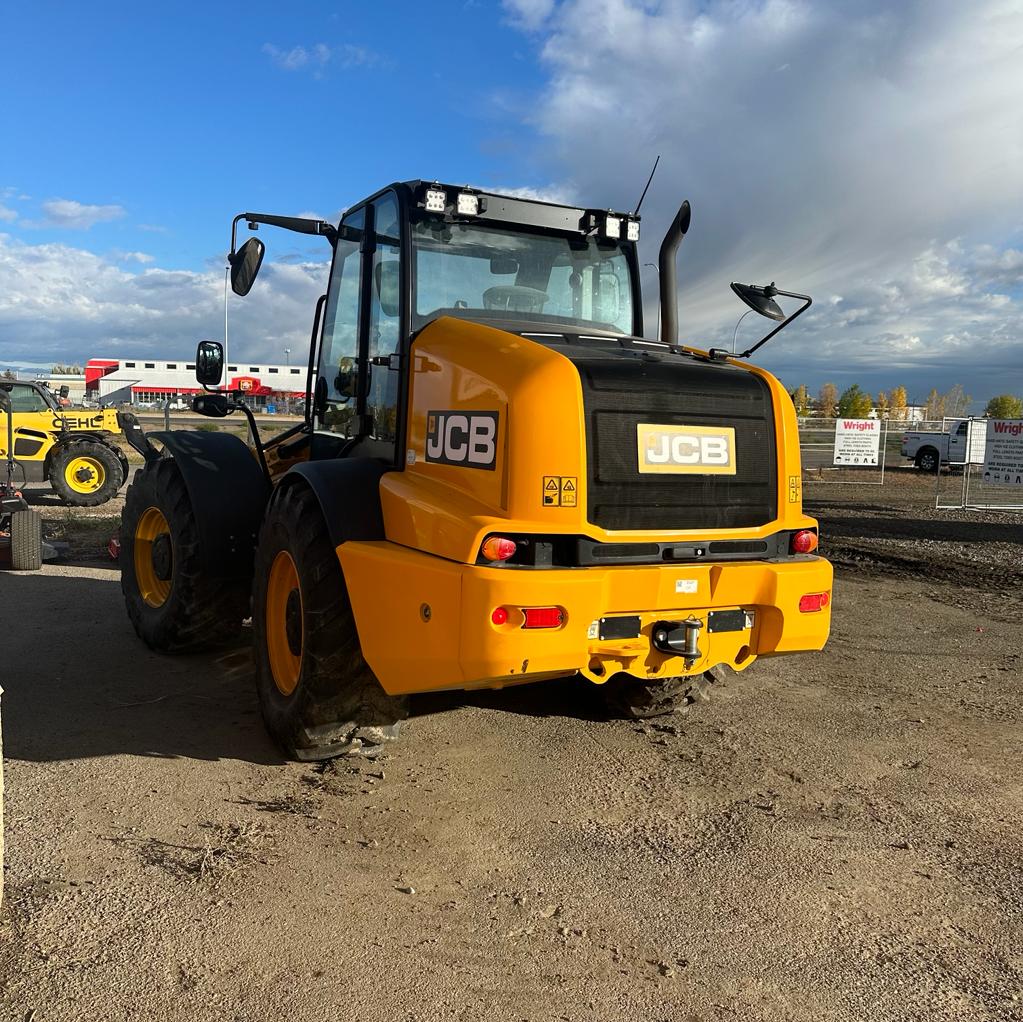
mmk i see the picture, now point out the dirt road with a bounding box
[1,491,1021,1020]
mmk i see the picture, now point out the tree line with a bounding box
[789,383,1022,420]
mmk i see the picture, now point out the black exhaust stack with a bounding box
[657,200,691,346]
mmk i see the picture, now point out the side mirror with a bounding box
[229,237,266,297]
[192,393,231,417]
[490,256,518,275]
[195,340,224,387]
[59,385,70,398]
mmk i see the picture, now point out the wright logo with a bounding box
[636,423,737,475]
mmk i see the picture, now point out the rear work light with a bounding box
[799,592,830,613]
[522,606,564,629]
[791,529,819,554]
[481,536,517,562]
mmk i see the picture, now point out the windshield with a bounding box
[412,219,635,335]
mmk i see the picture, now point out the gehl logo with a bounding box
[426,411,498,470]
[636,423,737,475]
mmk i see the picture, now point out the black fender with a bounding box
[150,430,271,577]
[282,458,388,548]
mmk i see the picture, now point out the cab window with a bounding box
[365,193,401,449]
[318,207,365,437]
[8,384,48,413]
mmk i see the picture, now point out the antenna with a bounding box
[633,155,660,215]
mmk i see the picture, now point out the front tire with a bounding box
[49,440,123,506]
[253,483,407,761]
[121,458,248,652]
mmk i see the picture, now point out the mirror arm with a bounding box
[736,290,812,359]
[230,212,337,258]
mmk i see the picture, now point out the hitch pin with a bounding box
[682,616,703,668]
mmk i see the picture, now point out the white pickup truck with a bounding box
[901,419,985,471]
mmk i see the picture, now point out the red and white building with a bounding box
[86,357,306,408]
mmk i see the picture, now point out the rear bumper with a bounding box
[339,542,833,696]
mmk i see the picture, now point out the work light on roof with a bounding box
[425,188,447,213]
[626,220,640,242]
[603,214,621,240]
[456,191,479,216]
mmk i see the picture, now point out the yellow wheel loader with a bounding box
[119,182,832,759]
[0,381,129,507]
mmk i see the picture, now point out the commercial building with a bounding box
[85,357,305,407]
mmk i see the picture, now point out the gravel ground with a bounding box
[0,475,1020,1021]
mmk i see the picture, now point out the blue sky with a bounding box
[0,1,556,265]
[1,0,1021,408]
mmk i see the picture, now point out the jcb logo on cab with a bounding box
[426,411,498,470]
[636,423,736,475]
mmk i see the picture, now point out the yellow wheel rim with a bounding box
[266,550,303,696]
[65,456,106,494]
[134,506,172,608]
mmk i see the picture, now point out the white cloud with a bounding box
[503,0,556,31]
[27,198,126,230]
[0,233,326,366]
[262,41,383,73]
[111,250,155,264]
[0,204,17,223]
[507,0,1023,398]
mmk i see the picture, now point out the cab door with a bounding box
[314,191,404,465]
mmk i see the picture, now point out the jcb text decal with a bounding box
[426,411,498,470]
[636,423,736,475]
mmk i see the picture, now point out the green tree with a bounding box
[984,394,1023,418]
[817,382,838,418]
[790,384,811,417]
[876,390,890,418]
[837,384,873,418]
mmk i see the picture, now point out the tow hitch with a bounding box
[652,617,704,668]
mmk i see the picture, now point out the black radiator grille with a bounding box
[568,351,777,531]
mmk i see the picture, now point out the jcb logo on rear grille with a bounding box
[426,411,498,470]
[637,423,736,475]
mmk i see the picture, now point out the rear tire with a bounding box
[49,440,123,506]
[602,665,729,720]
[253,483,407,761]
[10,509,42,570]
[121,457,248,652]
[915,447,940,473]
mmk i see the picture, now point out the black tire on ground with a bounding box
[10,509,42,571]
[121,457,249,652]
[252,482,407,761]
[49,440,124,507]
[915,447,940,473]
[602,664,730,720]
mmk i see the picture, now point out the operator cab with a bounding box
[315,182,645,465]
[208,181,646,469]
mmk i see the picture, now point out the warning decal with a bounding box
[543,476,579,507]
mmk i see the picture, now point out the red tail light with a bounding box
[791,529,819,554]
[490,606,509,625]
[522,606,564,629]
[799,592,830,613]
[481,536,517,562]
